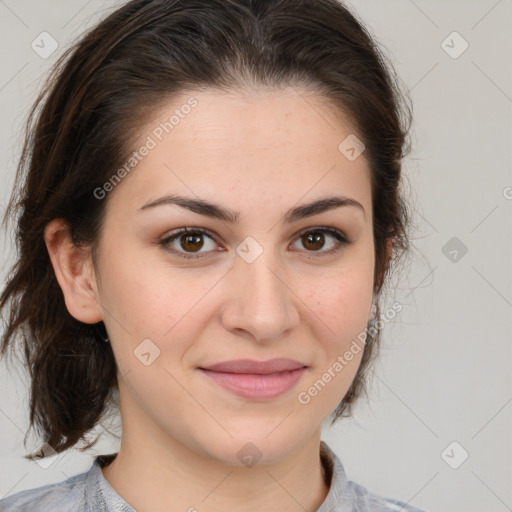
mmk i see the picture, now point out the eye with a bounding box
[159,226,351,260]
[290,227,351,257]
[159,227,219,259]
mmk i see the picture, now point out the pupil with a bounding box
[182,234,203,252]
[305,232,324,251]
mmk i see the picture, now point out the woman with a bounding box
[0,0,423,510]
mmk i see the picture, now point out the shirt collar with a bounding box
[84,453,134,511]
[317,440,353,512]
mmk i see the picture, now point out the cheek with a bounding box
[98,227,374,369]
[296,276,371,410]
[97,247,219,367]
[96,240,178,332]
[304,261,374,338]
[297,256,373,396]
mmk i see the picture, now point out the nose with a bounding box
[220,247,300,343]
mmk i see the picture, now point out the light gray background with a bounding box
[0,1,511,511]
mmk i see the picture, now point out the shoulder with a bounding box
[0,466,89,512]
[347,480,428,512]
[319,441,428,512]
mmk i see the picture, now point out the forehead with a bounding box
[105,86,372,219]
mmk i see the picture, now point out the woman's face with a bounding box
[92,87,375,464]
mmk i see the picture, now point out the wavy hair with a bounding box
[0,0,412,459]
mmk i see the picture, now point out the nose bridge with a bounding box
[221,238,299,342]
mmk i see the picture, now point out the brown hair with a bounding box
[0,0,412,459]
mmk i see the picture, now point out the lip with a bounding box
[200,358,306,374]
[198,358,307,400]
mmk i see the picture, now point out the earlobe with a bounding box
[43,218,103,324]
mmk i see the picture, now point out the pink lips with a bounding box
[199,358,307,400]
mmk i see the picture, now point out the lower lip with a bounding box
[199,367,307,400]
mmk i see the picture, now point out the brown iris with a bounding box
[301,231,325,251]
[180,233,204,252]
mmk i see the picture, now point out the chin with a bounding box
[192,423,311,467]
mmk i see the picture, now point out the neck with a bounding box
[101,407,330,512]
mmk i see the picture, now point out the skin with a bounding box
[44,86,384,512]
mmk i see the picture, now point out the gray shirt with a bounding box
[0,441,427,511]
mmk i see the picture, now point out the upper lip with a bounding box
[199,358,306,375]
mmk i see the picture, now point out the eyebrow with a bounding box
[137,194,365,223]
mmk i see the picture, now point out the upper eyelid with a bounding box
[160,225,349,247]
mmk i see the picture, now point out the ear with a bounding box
[44,218,103,324]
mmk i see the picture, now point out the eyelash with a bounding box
[158,226,351,260]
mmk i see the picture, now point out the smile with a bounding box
[198,367,307,400]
